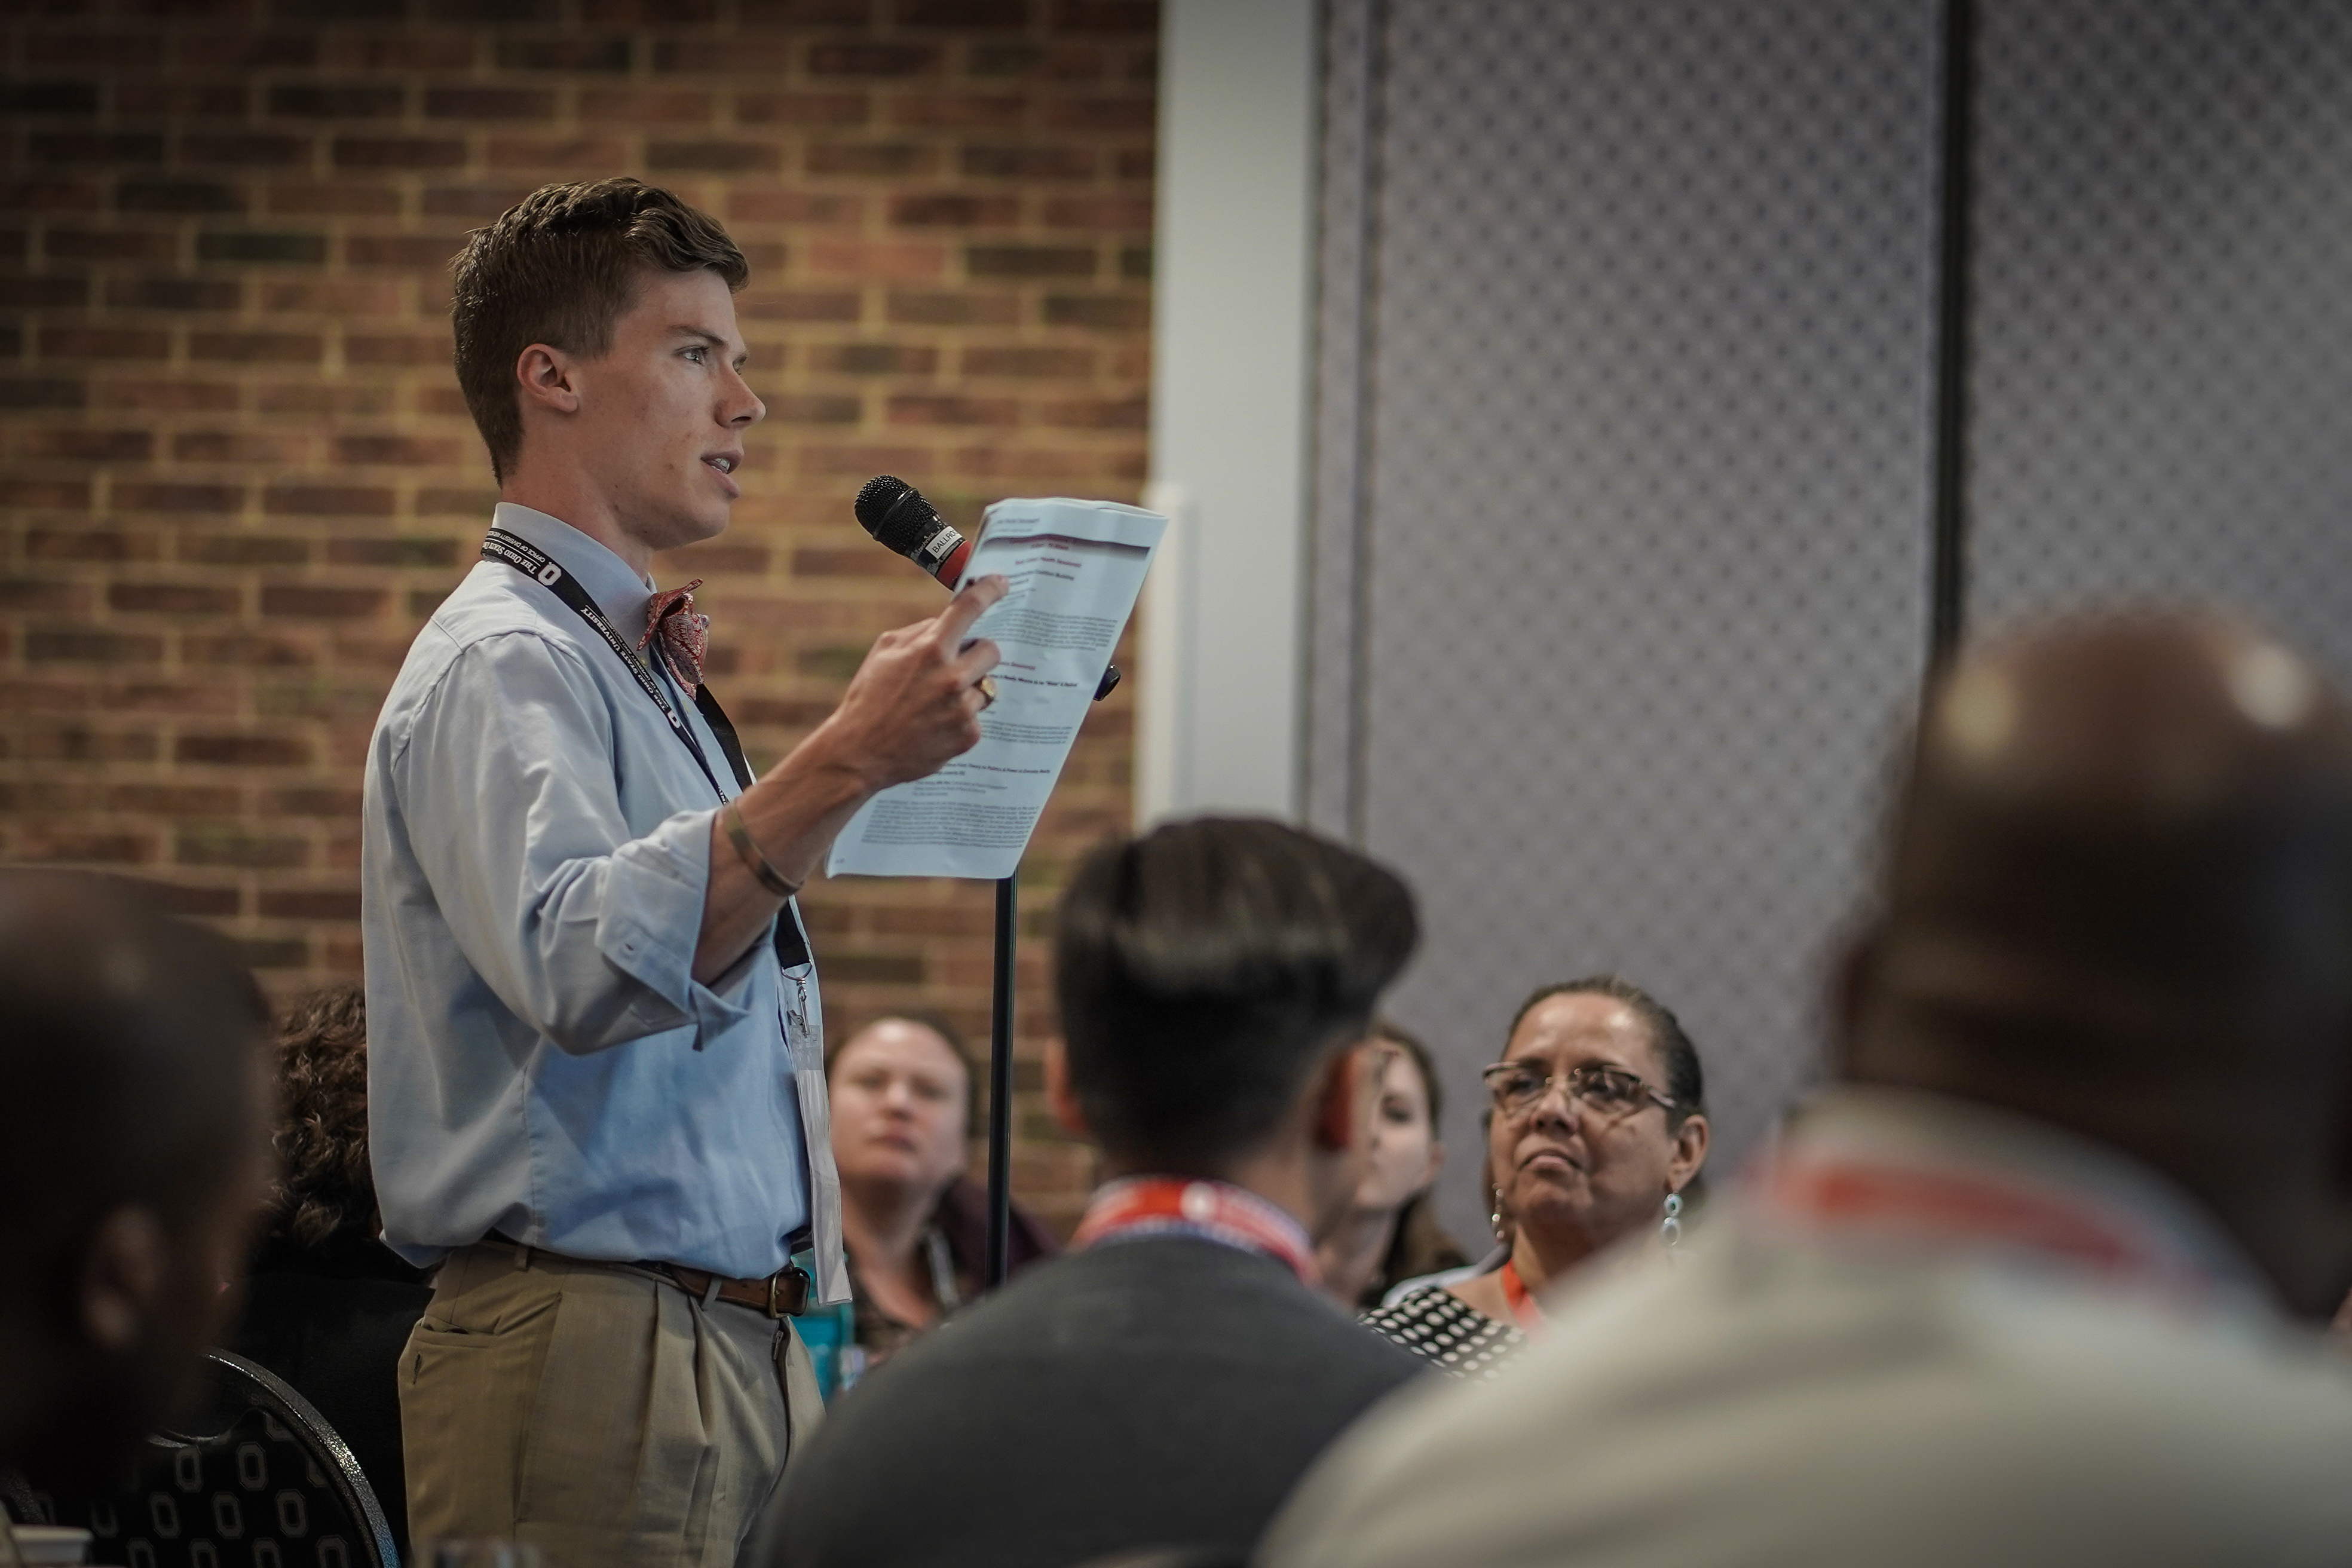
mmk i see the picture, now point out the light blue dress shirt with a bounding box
[362,503,844,1296]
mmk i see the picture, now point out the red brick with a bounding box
[108,581,239,615]
[114,482,243,513]
[1038,394,1147,428]
[27,627,166,664]
[43,229,179,262]
[264,486,395,518]
[182,134,313,167]
[887,289,1020,325]
[345,334,454,366]
[176,734,311,767]
[96,380,239,412]
[105,277,240,311]
[333,137,467,170]
[345,235,465,268]
[176,828,309,866]
[963,345,1095,376]
[580,90,713,123]
[890,192,1018,226]
[14,829,157,866]
[5,479,94,510]
[730,189,863,224]
[114,83,250,119]
[1043,292,1148,329]
[425,87,556,120]
[259,888,363,920]
[0,179,104,212]
[808,41,941,76]
[734,91,868,125]
[961,143,1094,179]
[39,326,172,360]
[807,239,946,280]
[889,393,1017,426]
[808,142,935,177]
[22,429,152,461]
[333,434,462,465]
[649,141,783,174]
[1042,194,1154,229]
[261,584,390,617]
[486,136,629,172]
[739,290,863,323]
[189,332,322,363]
[268,181,403,216]
[809,343,939,375]
[889,93,1027,128]
[1043,96,1156,131]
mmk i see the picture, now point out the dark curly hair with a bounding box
[262,982,378,1255]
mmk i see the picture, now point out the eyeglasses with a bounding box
[1480,1061,1678,1120]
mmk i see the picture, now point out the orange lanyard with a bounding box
[1497,1259,1545,1330]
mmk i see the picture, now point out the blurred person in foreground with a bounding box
[1315,1022,1466,1310]
[1360,978,1709,1378]
[0,872,271,1551]
[1261,610,2352,1568]
[764,819,1429,1568]
[827,1014,1055,1374]
[227,982,427,1560]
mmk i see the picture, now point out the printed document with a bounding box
[826,495,1166,881]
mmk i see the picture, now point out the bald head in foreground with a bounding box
[0,872,272,1492]
[1261,611,2352,1568]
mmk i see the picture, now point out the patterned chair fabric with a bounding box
[2,1350,396,1568]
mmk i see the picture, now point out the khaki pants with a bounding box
[399,1243,823,1568]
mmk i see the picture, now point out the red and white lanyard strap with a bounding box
[1753,1150,2210,1293]
[1074,1177,1319,1288]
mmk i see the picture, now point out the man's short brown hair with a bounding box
[449,176,749,481]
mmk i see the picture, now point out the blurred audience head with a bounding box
[1321,1022,1463,1306]
[828,1013,975,1209]
[1485,976,1710,1266]
[1842,609,2352,1316]
[0,871,272,1486]
[261,982,377,1263]
[1052,818,1420,1236]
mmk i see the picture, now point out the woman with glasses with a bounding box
[1362,976,1710,1377]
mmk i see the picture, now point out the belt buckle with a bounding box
[768,1264,811,1318]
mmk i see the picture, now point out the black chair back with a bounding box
[3,1349,397,1568]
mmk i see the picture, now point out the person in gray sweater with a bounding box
[761,818,1430,1568]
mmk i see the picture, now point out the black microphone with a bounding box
[855,474,972,589]
[854,476,1120,703]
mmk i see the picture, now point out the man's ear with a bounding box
[1045,1037,1089,1140]
[1311,1047,1363,1153]
[76,1203,170,1353]
[516,342,582,417]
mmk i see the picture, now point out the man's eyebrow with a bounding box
[667,325,743,351]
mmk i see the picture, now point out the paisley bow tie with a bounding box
[640,580,710,696]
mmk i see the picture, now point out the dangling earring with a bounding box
[1660,1191,1683,1250]
[1490,1206,1507,1244]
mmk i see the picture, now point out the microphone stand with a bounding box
[981,664,1117,1291]
[983,874,1017,1290]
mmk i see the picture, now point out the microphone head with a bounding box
[855,474,944,558]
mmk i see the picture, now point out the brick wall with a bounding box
[1,0,1156,1230]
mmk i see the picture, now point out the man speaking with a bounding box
[360,177,1004,1567]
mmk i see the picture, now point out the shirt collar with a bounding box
[492,502,659,639]
[1753,1085,2264,1301]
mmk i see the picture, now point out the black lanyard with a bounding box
[483,528,810,970]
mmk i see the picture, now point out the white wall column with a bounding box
[1137,0,1319,826]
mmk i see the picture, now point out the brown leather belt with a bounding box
[640,1260,813,1319]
